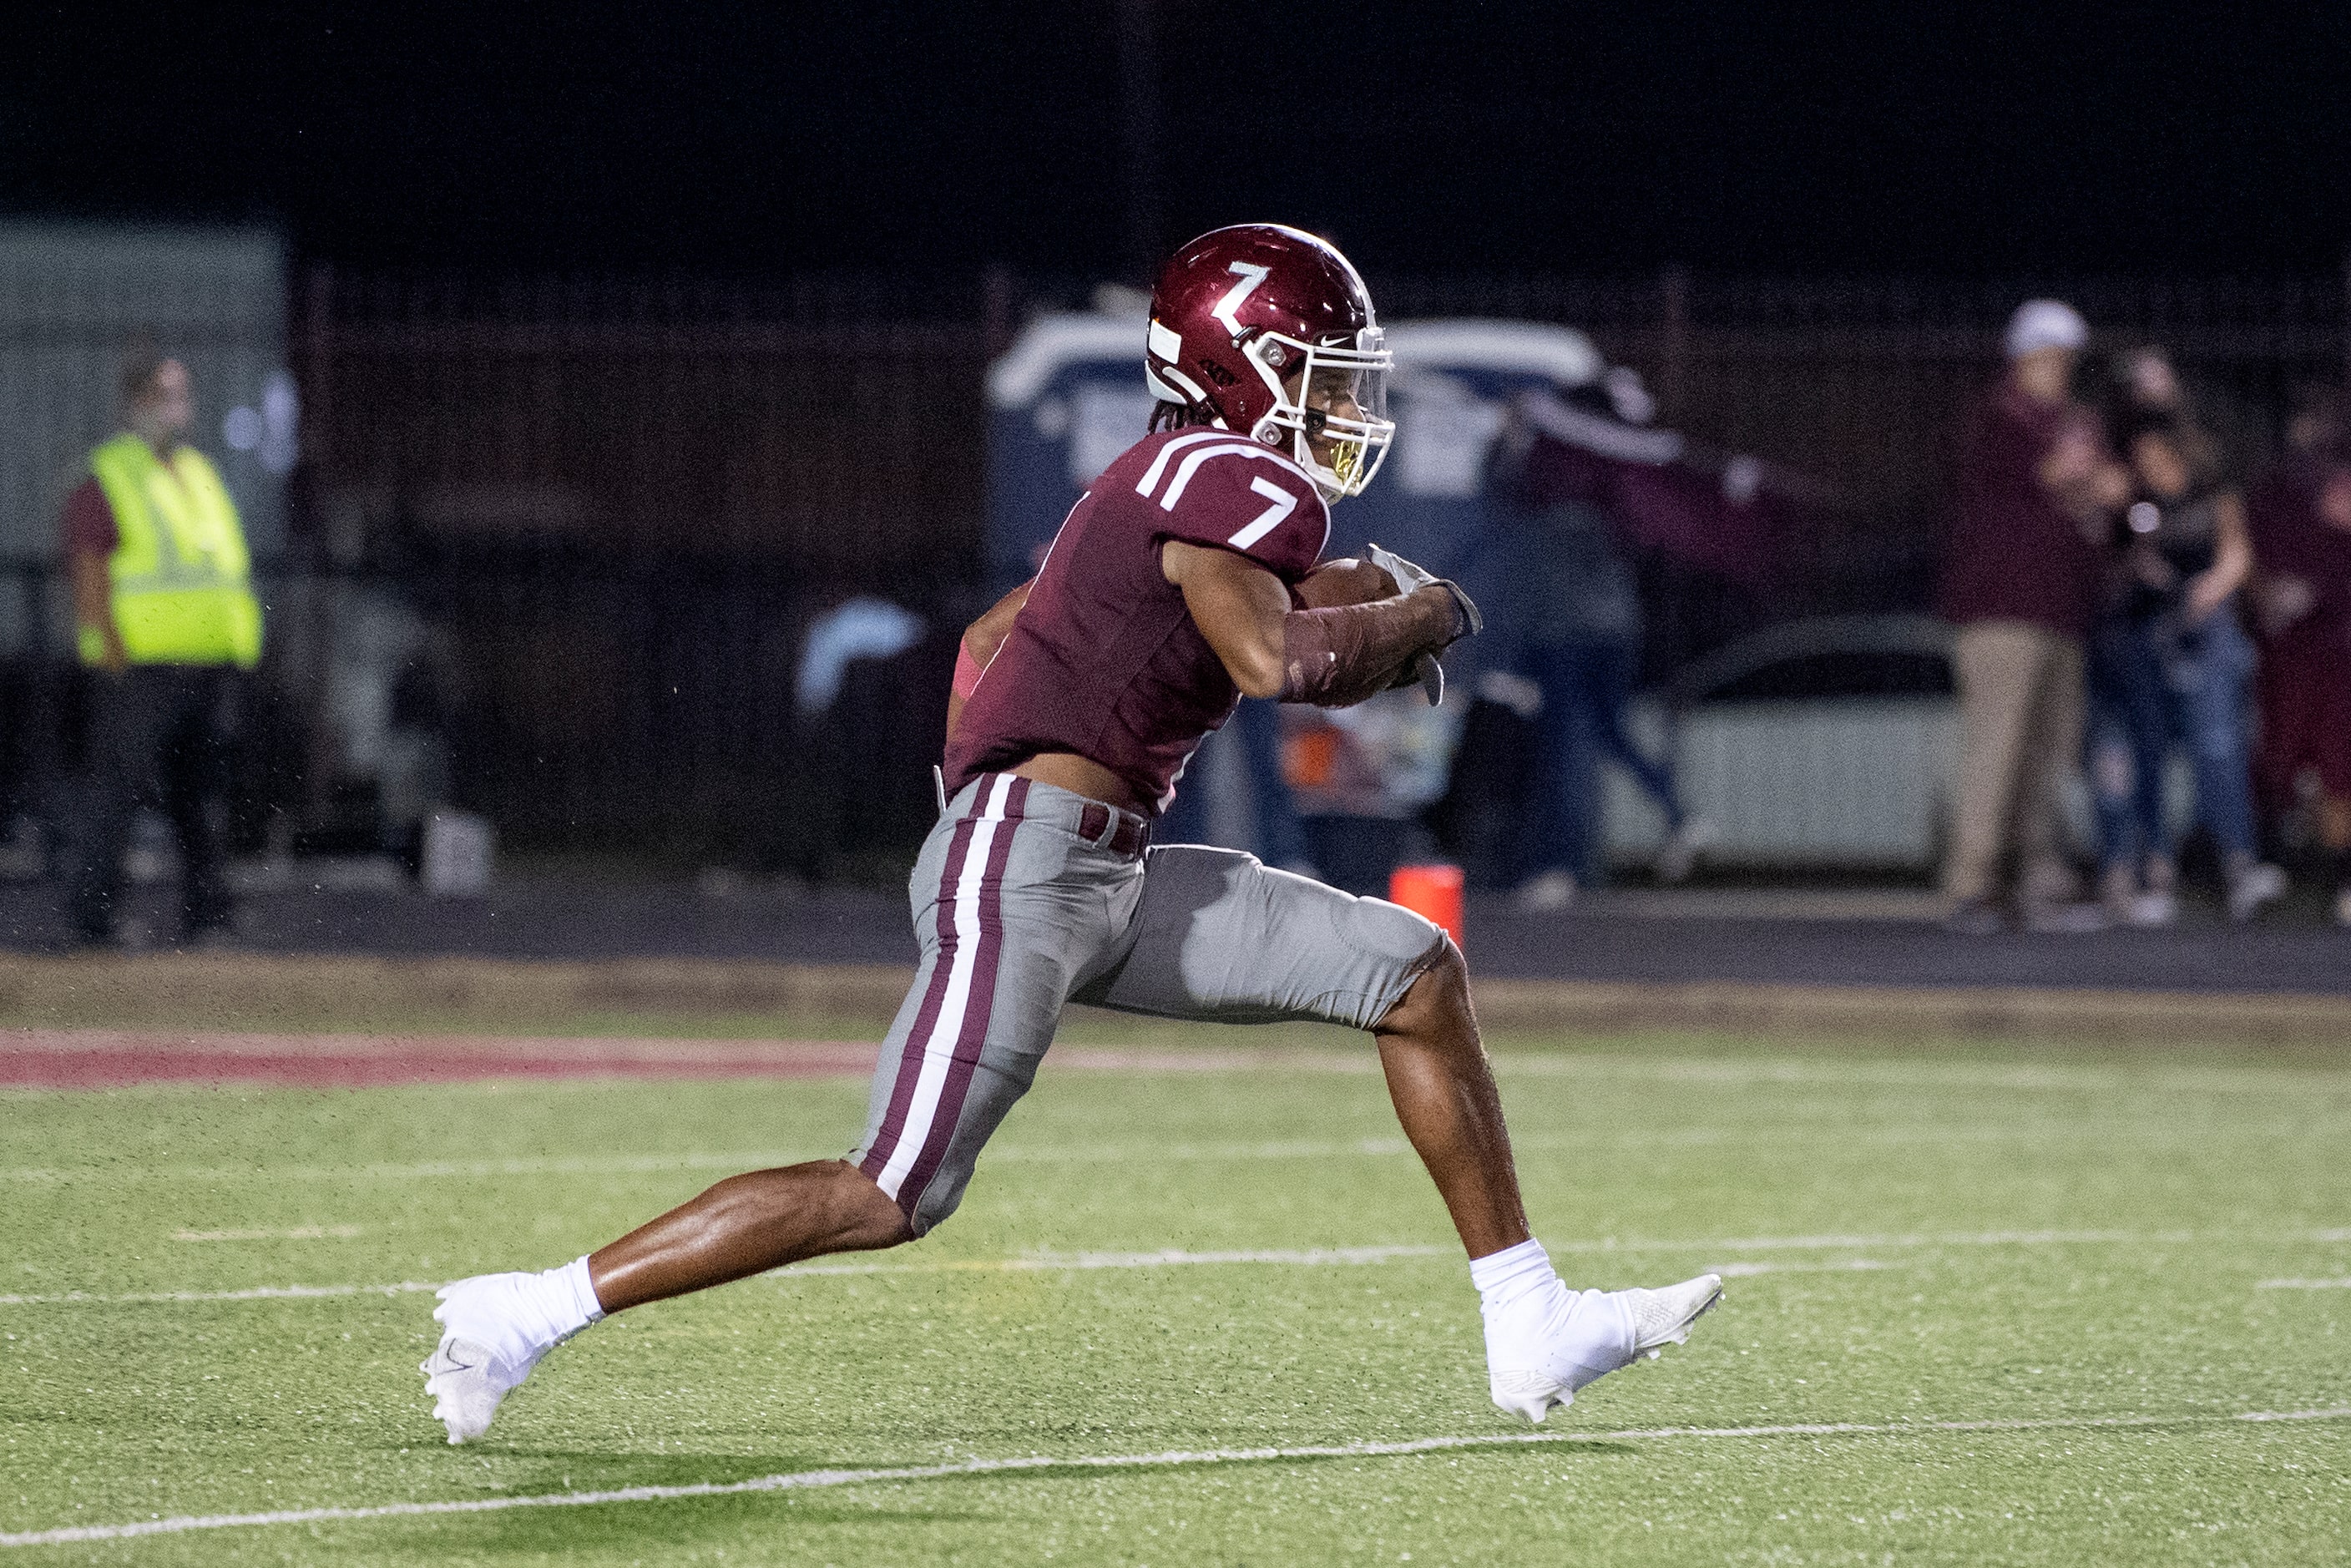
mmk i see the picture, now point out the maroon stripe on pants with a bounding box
[895,776,1029,1209]
[859,780,991,1188]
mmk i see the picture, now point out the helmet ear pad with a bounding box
[1240,333,1296,449]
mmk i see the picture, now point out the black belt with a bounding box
[1076,800,1151,859]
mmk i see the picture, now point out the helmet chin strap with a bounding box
[1289,427,1348,502]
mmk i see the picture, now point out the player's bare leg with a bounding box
[1374,942,1722,1424]
[1372,942,1531,1258]
[424,1161,908,1443]
[587,1160,911,1311]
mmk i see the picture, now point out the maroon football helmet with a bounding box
[1146,224,1395,500]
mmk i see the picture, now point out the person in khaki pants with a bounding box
[1937,302,2127,933]
[1947,620,2086,921]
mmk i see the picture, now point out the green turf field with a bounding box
[5,1029,2349,1565]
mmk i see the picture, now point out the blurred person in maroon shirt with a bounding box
[2245,386,2351,922]
[1485,380,1728,912]
[1936,301,2129,933]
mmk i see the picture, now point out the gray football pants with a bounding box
[851,773,1450,1234]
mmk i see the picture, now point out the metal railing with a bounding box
[3,263,2341,870]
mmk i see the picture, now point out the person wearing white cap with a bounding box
[1935,301,2130,934]
[2003,299,2088,362]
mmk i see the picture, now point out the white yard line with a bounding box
[8,1224,2333,1308]
[770,1226,2331,1279]
[782,1244,1455,1276]
[780,1245,1896,1278]
[0,1282,439,1307]
[1712,1259,1898,1277]
[989,1121,2345,1161]
[7,1406,2346,1549]
[0,1151,817,1186]
[1490,1054,2351,1098]
[1592,1227,2159,1253]
[172,1226,361,1242]
[7,1115,2342,1186]
[10,1037,2348,1098]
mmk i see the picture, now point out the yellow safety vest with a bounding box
[82,434,263,670]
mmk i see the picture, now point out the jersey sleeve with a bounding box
[1142,442,1329,583]
[59,478,117,557]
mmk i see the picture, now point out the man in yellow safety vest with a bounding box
[58,346,264,946]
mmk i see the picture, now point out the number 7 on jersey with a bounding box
[1227,476,1297,551]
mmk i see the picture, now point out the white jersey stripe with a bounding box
[1133,431,1231,498]
[1159,443,1298,513]
[874,775,1010,1199]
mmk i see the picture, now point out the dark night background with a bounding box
[3,1,2350,915]
[5,2,2348,279]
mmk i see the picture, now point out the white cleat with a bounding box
[1489,1272,1723,1424]
[421,1335,512,1444]
[421,1272,565,1444]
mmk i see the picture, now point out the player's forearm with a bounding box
[964,582,1031,670]
[68,552,109,630]
[946,582,1033,743]
[1277,587,1465,707]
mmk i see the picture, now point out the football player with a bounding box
[424,225,1721,1442]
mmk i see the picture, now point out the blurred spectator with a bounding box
[794,596,923,718]
[2280,382,2349,463]
[2245,385,2351,923]
[2084,390,2281,925]
[59,346,262,946]
[1490,390,1712,911]
[2111,345,2226,476]
[1936,301,2128,933]
[777,593,937,882]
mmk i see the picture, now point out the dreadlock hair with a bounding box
[1148,399,1222,436]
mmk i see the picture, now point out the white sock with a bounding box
[1471,1237,1566,1321]
[442,1257,604,1377]
[554,1256,607,1333]
[1471,1239,1630,1386]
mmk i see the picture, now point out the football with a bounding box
[1296,555,1398,609]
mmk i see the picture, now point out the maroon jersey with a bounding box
[1936,385,2108,640]
[948,427,1330,811]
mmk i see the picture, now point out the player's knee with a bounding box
[1342,891,1451,972]
[1416,936,1472,1010]
[1374,931,1469,1037]
[901,1171,971,1240]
